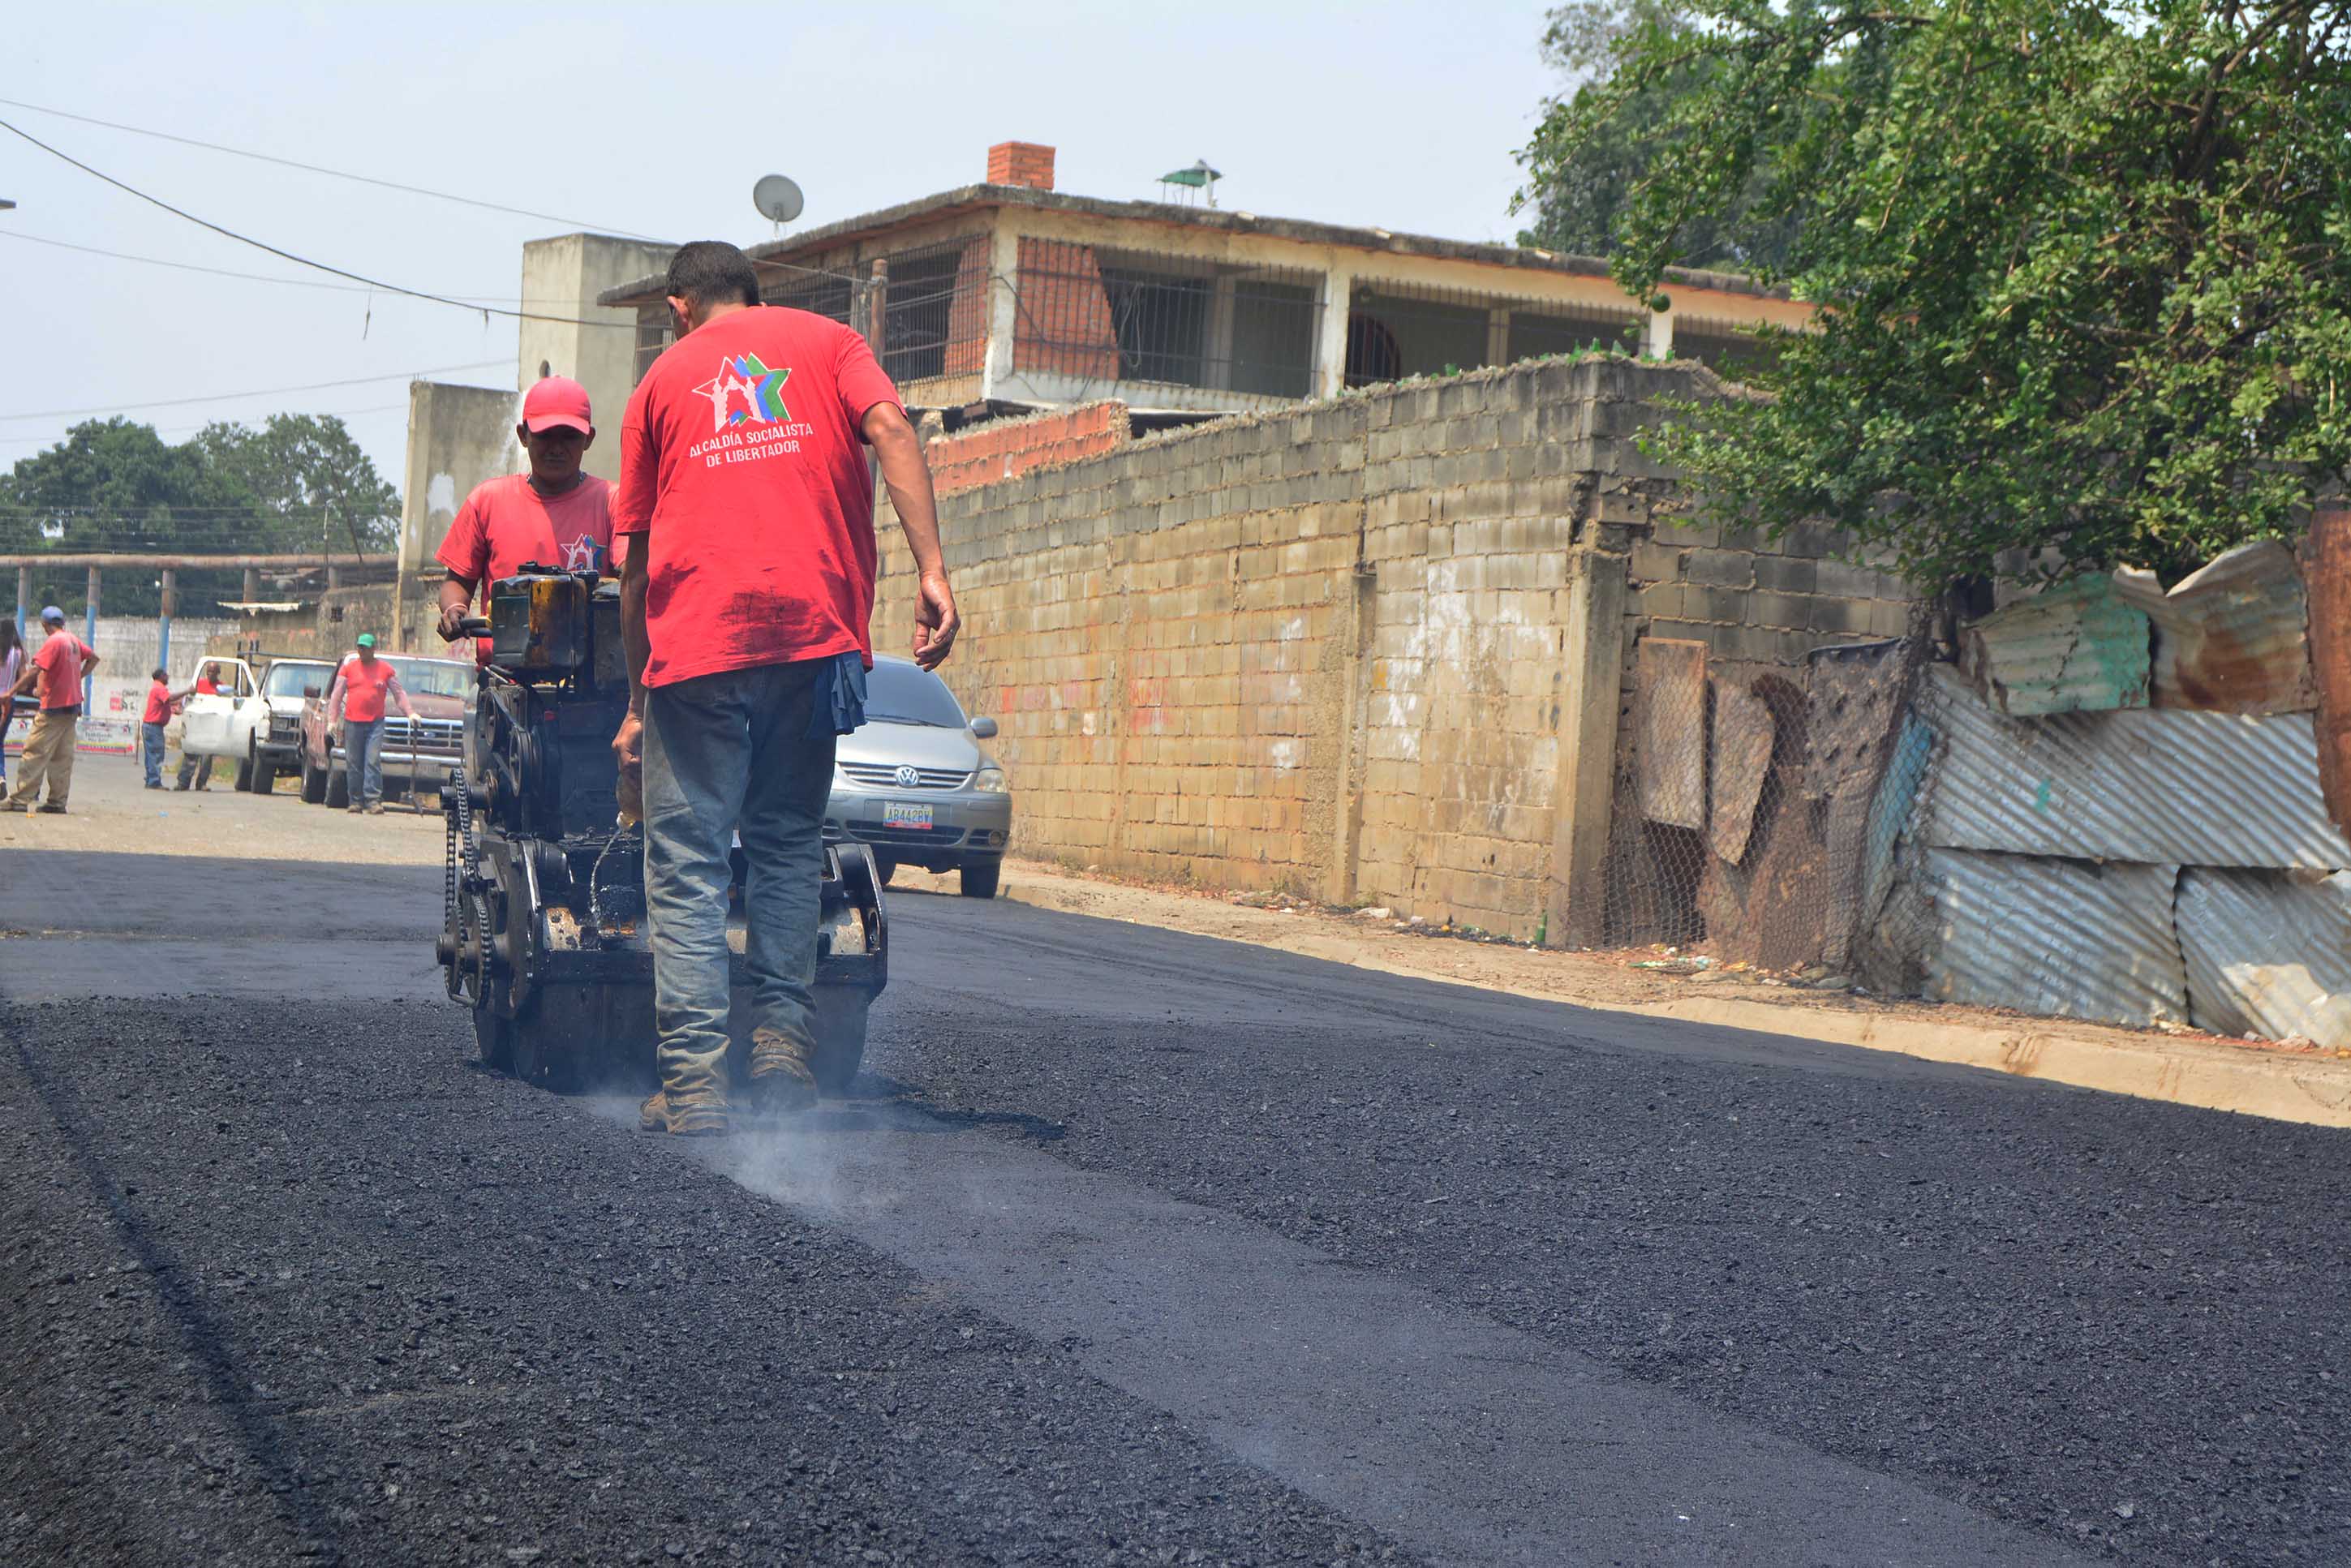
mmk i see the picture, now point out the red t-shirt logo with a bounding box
[692,354,793,432]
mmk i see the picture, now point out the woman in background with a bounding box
[0,619,24,798]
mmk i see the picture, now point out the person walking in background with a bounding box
[141,667,174,788]
[4,607,100,814]
[174,661,226,791]
[0,619,24,800]
[324,634,415,814]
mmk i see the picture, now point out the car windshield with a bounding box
[864,661,966,728]
[385,657,473,699]
[265,663,332,698]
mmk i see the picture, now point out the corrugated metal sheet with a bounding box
[2176,866,2351,1048]
[1921,848,2186,1026]
[1636,638,1707,829]
[1915,664,2351,870]
[2113,541,2314,714]
[1956,574,2151,716]
[1708,682,1773,863]
[2307,505,2351,838]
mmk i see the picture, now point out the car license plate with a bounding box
[882,801,934,831]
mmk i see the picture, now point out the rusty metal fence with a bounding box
[1600,629,1935,985]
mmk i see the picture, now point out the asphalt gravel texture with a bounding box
[4,831,2348,1565]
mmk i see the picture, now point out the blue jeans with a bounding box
[346,717,385,805]
[642,660,836,1099]
[143,721,167,786]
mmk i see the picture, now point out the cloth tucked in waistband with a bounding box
[808,650,867,740]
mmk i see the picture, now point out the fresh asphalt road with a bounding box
[4,804,2348,1563]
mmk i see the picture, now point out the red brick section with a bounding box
[927,402,1129,496]
[986,141,1056,191]
[1014,238,1120,379]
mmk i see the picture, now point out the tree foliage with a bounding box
[1518,0,1805,273]
[1532,0,2351,583]
[0,415,400,615]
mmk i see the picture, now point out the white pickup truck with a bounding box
[177,655,338,795]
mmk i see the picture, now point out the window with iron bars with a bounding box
[1014,240,1320,399]
[1670,312,1788,384]
[634,307,674,384]
[1343,280,1643,388]
[762,240,987,389]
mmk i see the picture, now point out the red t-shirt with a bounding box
[144,680,174,724]
[32,634,94,710]
[436,474,617,666]
[336,656,402,724]
[615,305,901,688]
[195,674,220,695]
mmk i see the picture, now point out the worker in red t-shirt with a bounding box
[141,668,177,789]
[612,240,960,1136]
[324,634,416,814]
[434,376,617,665]
[173,661,230,791]
[5,607,101,814]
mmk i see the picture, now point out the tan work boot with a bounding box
[747,1026,819,1115]
[638,1087,731,1136]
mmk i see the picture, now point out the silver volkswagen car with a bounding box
[827,655,1012,897]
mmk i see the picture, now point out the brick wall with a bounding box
[986,141,1055,191]
[928,402,1132,497]
[882,358,1919,939]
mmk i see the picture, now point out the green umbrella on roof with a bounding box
[1159,159,1222,189]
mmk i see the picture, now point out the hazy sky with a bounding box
[3,2,1562,491]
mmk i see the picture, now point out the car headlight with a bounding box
[972,765,1009,793]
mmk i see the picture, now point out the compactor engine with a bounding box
[437,566,886,1090]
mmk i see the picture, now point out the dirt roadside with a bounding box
[1,750,444,866]
[896,857,2351,1130]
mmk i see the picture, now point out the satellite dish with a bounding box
[752,174,805,226]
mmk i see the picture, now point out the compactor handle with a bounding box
[455,616,492,640]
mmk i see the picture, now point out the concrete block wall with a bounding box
[857,357,1914,939]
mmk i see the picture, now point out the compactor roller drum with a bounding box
[436,568,887,1094]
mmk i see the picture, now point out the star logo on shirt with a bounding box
[692,354,793,433]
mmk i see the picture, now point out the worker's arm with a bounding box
[324,672,346,728]
[612,543,650,784]
[436,574,477,641]
[389,670,415,721]
[80,646,100,677]
[862,402,958,670]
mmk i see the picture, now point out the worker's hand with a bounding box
[912,572,959,671]
[612,708,644,800]
[436,602,471,642]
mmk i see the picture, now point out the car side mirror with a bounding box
[969,716,998,740]
[304,686,321,698]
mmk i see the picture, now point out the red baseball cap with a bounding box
[521,376,593,435]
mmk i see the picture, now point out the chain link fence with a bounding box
[1600,624,1941,985]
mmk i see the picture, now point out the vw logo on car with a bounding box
[827,656,1012,899]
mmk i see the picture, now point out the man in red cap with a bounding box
[435,376,616,659]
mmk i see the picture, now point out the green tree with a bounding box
[0,413,402,616]
[1516,0,1804,273]
[192,414,401,560]
[0,419,258,616]
[1534,0,2351,583]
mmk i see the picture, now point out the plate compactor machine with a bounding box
[436,566,887,1093]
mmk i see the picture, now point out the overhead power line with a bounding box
[0,230,521,301]
[0,116,638,329]
[0,359,508,422]
[0,95,664,241]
